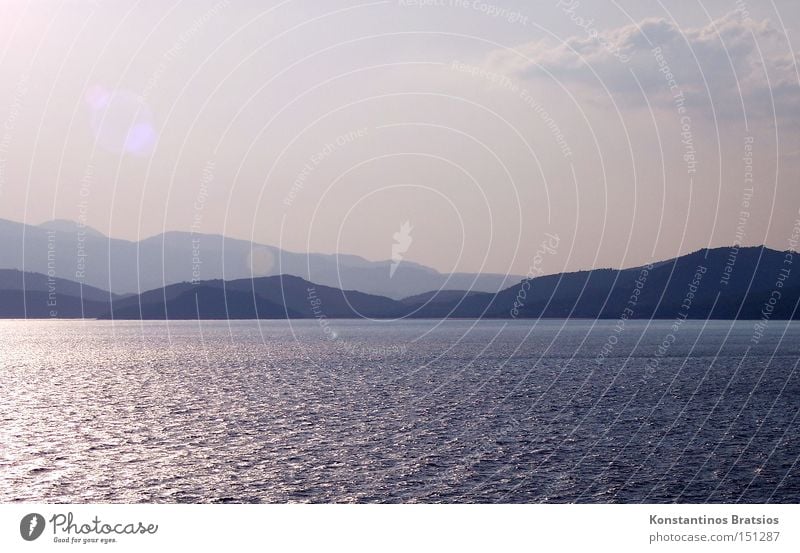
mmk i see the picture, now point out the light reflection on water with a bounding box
[1,319,798,503]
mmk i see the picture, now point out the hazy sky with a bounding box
[1,0,799,276]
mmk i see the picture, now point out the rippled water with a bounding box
[1,319,798,503]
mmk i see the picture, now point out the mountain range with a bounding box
[2,244,798,320]
[0,218,521,299]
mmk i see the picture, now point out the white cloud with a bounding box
[488,11,800,123]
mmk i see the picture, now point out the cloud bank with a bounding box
[489,9,800,123]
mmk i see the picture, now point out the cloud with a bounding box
[488,10,800,122]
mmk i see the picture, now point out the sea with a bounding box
[1,319,798,503]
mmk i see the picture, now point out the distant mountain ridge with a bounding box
[99,275,409,320]
[2,245,799,320]
[0,218,521,299]
[401,246,800,320]
[0,270,118,318]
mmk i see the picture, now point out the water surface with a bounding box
[1,319,798,503]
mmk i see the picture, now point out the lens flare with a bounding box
[85,87,156,156]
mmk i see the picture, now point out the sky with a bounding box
[0,0,799,277]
